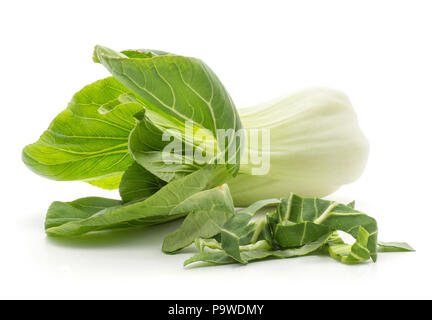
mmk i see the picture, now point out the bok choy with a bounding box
[21,46,413,268]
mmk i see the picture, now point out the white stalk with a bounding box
[229,87,369,207]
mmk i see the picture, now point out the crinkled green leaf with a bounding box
[95,45,243,176]
[162,184,235,253]
[22,77,141,189]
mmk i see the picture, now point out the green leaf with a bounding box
[45,197,122,230]
[45,165,230,237]
[22,77,141,189]
[95,45,243,176]
[162,184,235,253]
[128,109,201,183]
[274,221,330,248]
[377,241,415,252]
[119,162,166,203]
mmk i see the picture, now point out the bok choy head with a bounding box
[22,46,369,209]
[21,46,414,267]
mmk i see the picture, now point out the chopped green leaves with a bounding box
[182,193,412,267]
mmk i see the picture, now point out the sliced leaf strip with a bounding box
[182,193,405,267]
[377,241,415,252]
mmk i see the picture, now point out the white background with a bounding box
[1,0,431,299]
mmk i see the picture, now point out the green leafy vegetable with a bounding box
[22,46,413,270]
